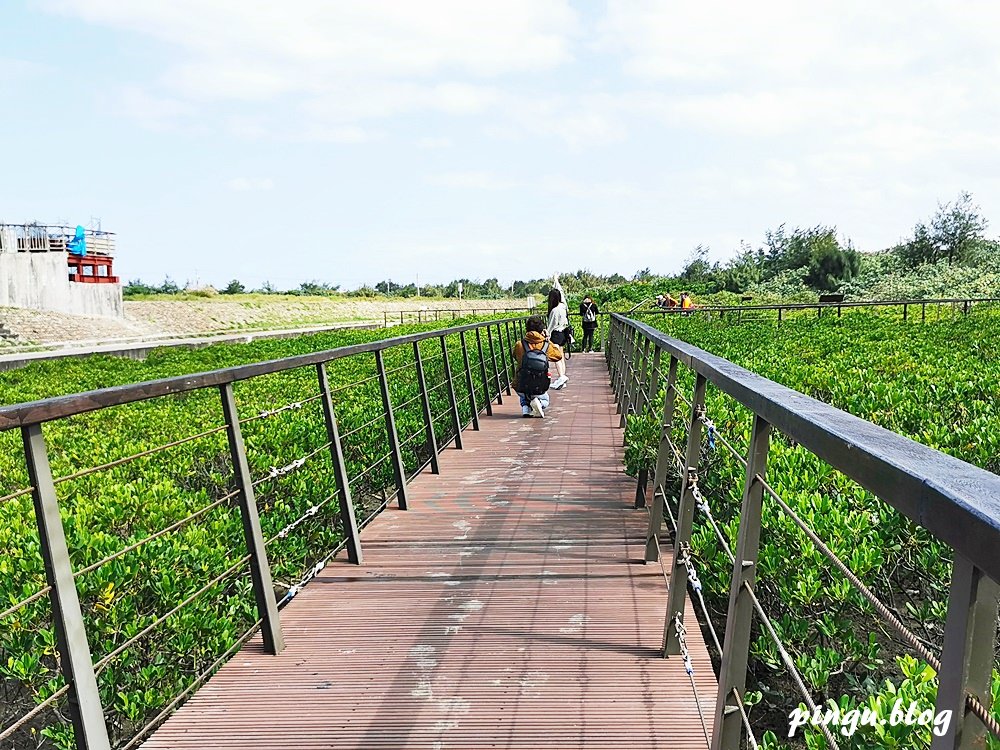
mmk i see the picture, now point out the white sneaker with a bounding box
[529,397,545,418]
[552,375,568,390]
[521,405,531,417]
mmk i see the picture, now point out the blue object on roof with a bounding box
[67,225,87,256]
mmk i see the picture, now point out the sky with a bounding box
[2,1,1000,290]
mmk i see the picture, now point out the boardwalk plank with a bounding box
[143,354,717,749]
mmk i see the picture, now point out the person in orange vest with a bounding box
[680,292,694,315]
[512,315,564,418]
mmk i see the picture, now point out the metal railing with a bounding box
[613,296,1000,323]
[606,313,1000,750]
[0,316,527,750]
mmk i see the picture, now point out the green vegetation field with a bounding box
[623,310,1000,748]
[0,316,511,749]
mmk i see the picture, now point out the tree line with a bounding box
[124,193,991,300]
[669,192,990,295]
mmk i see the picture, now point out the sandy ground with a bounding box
[0,296,533,348]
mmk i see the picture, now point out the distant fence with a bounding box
[625,296,1000,322]
[384,306,536,327]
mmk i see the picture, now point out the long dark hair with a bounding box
[547,288,562,312]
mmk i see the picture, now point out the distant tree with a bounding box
[298,280,340,295]
[719,243,764,292]
[680,245,718,283]
[256,281,278,294]
[222,279,245,294]
[480,278,503,298]
[123,279,156,295]
[158,276,181,294]
[633,267,654,281]
[897,192,988,267]
[804,242,861,291]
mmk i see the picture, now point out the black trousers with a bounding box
[581,327,595,352]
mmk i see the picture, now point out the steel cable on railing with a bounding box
[685,408,1000,742]
[249,442,331,489]
[74,490,240,579]
[326,372,381,397]
[0,683,71,742]
[668,411,846,749]
[93,554,251,674]
[263,492,337,548]
[648,501,722,750]
[338,412,387,441]
[755,472,1000,739]
[239,393,324,425]
[0,583,52,622]
[731,687,761,750]
[0,486,33,506]
[382,361,418,377]
[347,451,393,486]
[741,581,842,750]
[690,481,735,563]
[393,391,425,411]
[399,427,429,449]
[671,614,713,748]
[676,544,724,658]
[54,424,230,485]
[119,617,263,750]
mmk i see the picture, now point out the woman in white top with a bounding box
[546,285,570,389]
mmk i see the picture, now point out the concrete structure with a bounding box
[0,223,123,318]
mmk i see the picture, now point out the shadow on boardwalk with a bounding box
[143,354,716,750]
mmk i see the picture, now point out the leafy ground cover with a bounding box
[624,309,1000,748]
[0,316,515,749]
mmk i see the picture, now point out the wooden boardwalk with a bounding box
[144,354,716,749]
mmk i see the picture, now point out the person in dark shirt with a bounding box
[579,296,599,353]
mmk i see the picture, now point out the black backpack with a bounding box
[518,339,551,396]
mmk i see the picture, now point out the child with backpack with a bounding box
[512,315,564,418]
[579,295,599,352]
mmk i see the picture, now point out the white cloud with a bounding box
[42,1,577,92]
[113,86,196,131]
[226,177,274,192]
[416,136,453,149]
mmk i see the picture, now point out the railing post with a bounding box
[375,350,408,510]
[22,424,112,750]
[504,321,517,387]
[219,383,285,655]
[778,307,783,323]
[662,372,707,656]
[413,342,440,473]
[459,330,480,431]
[608,318,620,396]
[440,335,464,449]
[634,467,649,509]
[903,303,909,321]
[615,324,628,419]
[644,345,661,413]
[485,323,504,405]
[317,363,363,564]
[931,554,1000,750]
[922,302,927,322]
[710,414,772,749]
[646,355,679,562]
[475,326,494,416]
[497,323,513,395]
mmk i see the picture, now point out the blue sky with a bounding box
[2,1,999,290]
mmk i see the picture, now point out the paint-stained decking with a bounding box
[143,354,716,749]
